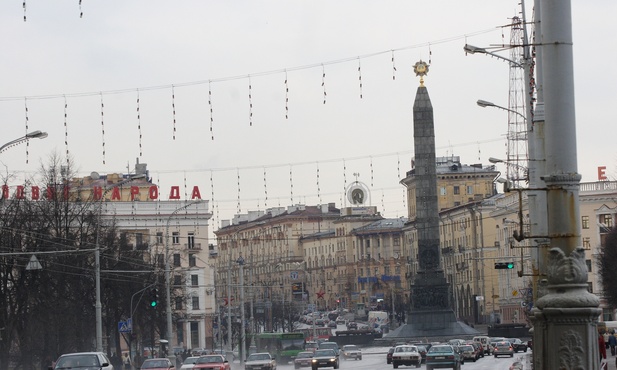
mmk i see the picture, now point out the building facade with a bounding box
[69,163,214,352]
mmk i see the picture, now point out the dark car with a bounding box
[311,349,339,370]
[294,351,313,369]
[425,344,462,370]
[508,338,528,353]
[346,321,358,330]
[416,345,428,363]
[386,347,395,364]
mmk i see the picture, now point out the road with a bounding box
[230,347,531,370]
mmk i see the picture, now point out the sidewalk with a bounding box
[604,357,617,370]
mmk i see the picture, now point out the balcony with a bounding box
[185,243,202,250]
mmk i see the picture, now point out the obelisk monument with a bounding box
[387,61,477,337]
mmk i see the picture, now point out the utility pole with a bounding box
[533,1,601,369]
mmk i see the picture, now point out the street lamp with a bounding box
[95,173,145,352]
[0,130,48,154]
[477,100,527,122]
[165,200,203,362]
[463,44,523,68]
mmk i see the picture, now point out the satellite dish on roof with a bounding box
[90,171,100,180]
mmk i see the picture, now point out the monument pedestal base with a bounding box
[386,309,479,338]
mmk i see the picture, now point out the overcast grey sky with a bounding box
[0,1,615,237]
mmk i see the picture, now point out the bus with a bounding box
[252,332,305,363]
[297,327,332,342]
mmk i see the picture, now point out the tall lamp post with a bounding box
[165,200,203,362]
[95,173,145,352]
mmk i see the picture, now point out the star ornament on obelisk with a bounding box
[413,60,430,87]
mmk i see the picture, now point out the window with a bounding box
[136,233,143,247]
[175,297,183,310]
[587,282,593,294]
[191,274,198,286]
[583,237,591,250]
[467,185,473,194]
[600,214,614,228]
[453,186,460,195]
[189,254,196,267]
[192,296,200,310]
[173,275,182,286]
[156,254,164,268]
[393,236,400,247]
[173,253,181,267]
[582,215,589,229]
[172,232,180,245]
[440,187,447,195]
[586,259,592,272]
[188,232,195,249]
[156,232,163,244]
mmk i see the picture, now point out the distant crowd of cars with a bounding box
[385,336,530,370]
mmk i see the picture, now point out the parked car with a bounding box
[328,320,337,328]
[141,358,175,370]
[391,345,422,369]
[346,321,358,330]
[508,338,528,353]
[386,347,395,364]
[458,344,478,362]
[193,355,230,370]
[425,344,462,370]
[293,351,313,369]
[493,341,515,358]
[245,353,276,370]
[340,345,362,360]
[51,352,113,370]
[180,356,201,370]
[310,349,339,370]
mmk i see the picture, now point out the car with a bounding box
[315,319,327,327]
[387,347,395,364]
[416,345,428,363]
[488,337,507,353]
[340,345,362,360]
[318,341,339,356]
[466,341,484,358]
[310,349,339,370]
[51,352,113,370]
[180,356,201,370]
[472,335,491,355]
[391,345,422,369]
[141,358,175,370]
[245,353,276,370]
[335,317,346,325]
[458,344,478,362]
[328,320,338,328]
[294,351,314,369]
[493,341,515,358]
[305,341,319,353]
[346,321,358,330]
[507,338,528,353]
[192,355,230,370]
[425,344,462,370]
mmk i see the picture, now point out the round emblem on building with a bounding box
[346,181,370,206]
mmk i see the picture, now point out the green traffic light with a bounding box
[507,263,514,269]
[151,301,157,307]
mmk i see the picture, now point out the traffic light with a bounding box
[149,288,159,308]
[494,262,515,269]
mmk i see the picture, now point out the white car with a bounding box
[391,345,421,369]
[341,345,362,360]
[180,356,201,370]
[245,352,276,370]
[52,352,113,370]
